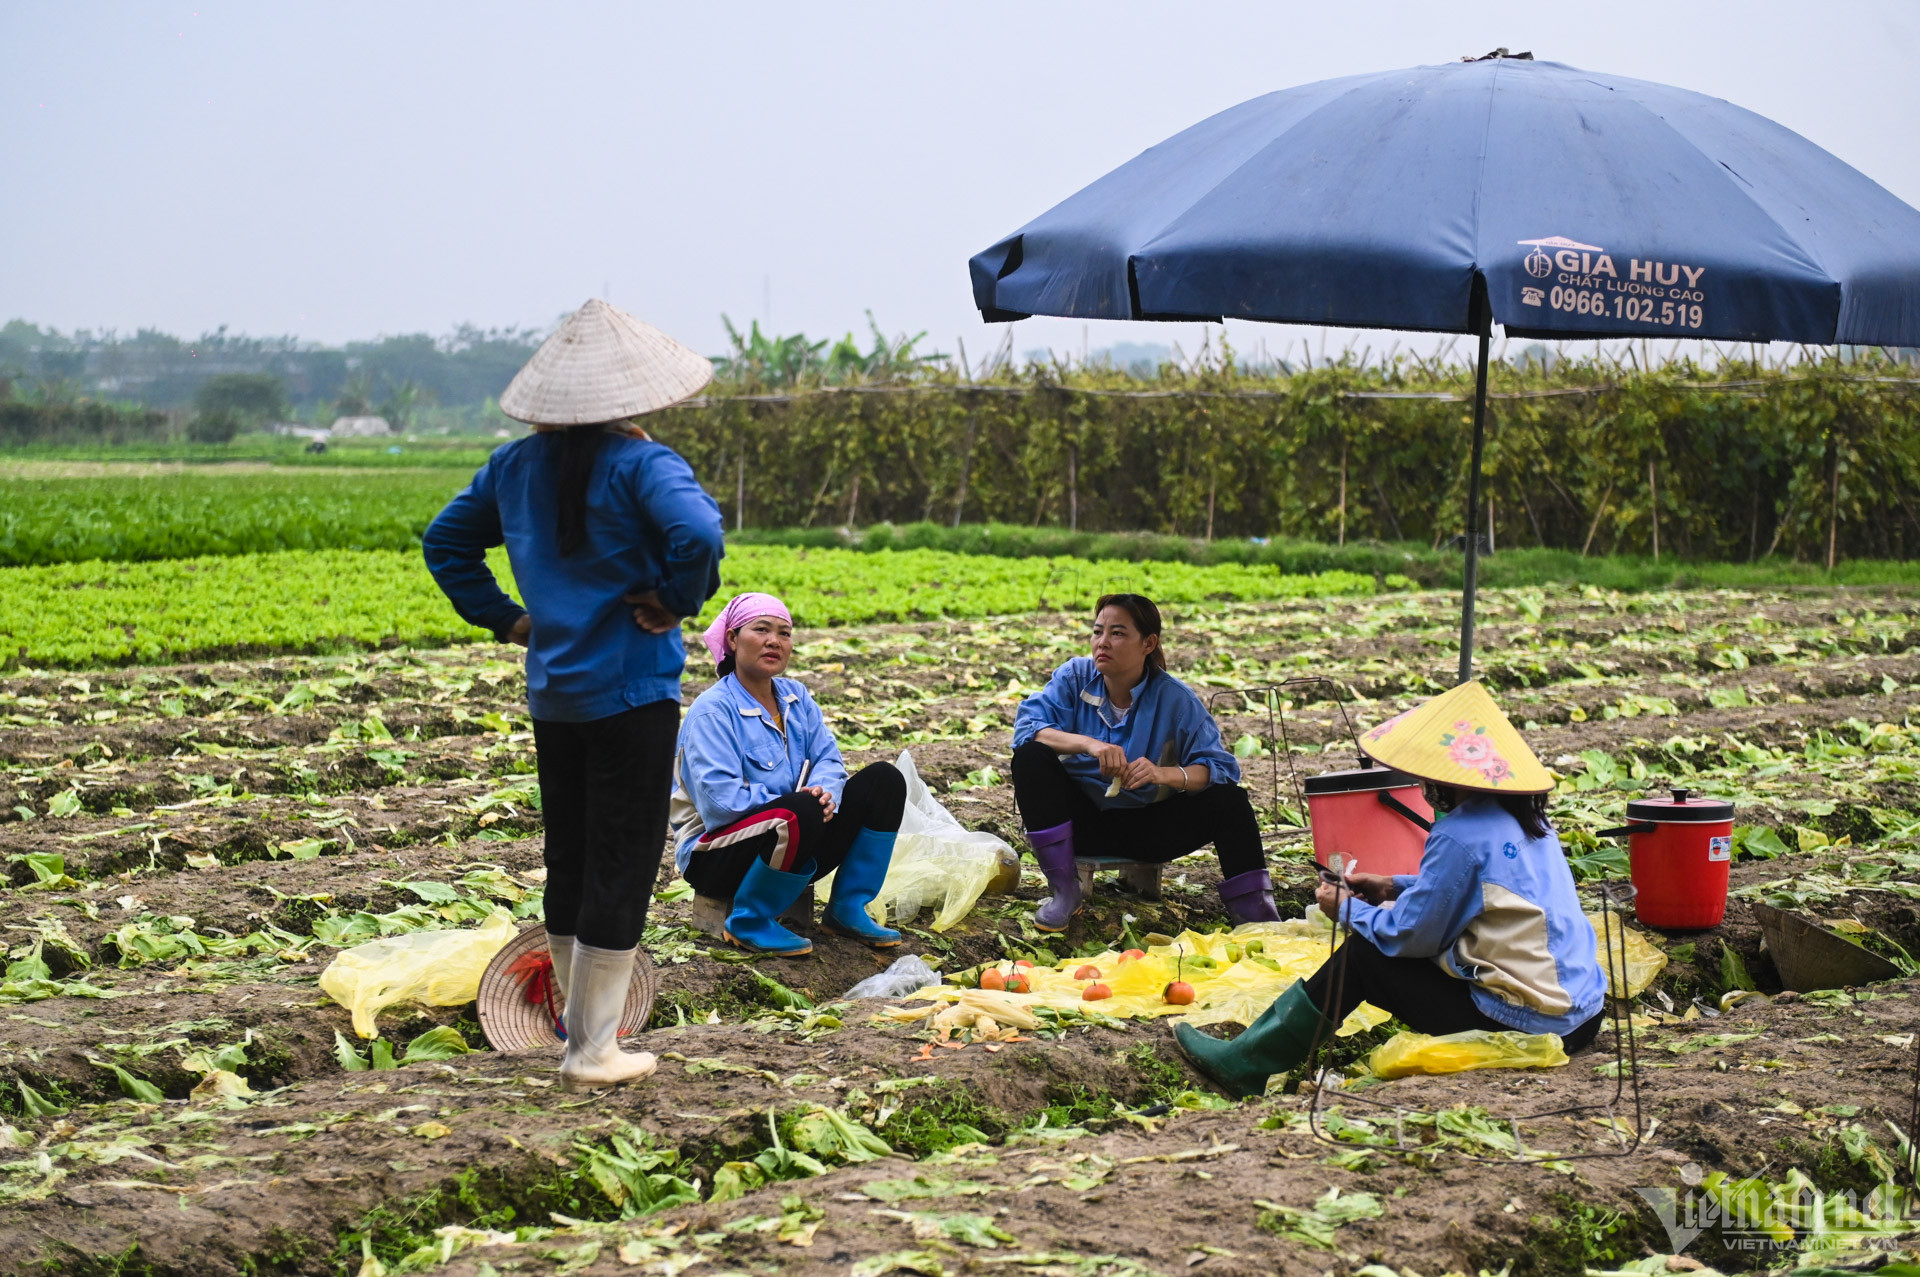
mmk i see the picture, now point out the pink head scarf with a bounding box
[701,592,792,668]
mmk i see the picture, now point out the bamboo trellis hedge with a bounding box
[649,351,1920,565]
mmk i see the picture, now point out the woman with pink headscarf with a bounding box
[667,592,906,955]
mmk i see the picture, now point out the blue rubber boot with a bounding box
[822,827,903,948]
[724,858,816,956]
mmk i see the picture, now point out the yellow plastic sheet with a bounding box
[1590,912,1667,1000]
[1365,1028,1568,1079]
[320,909,516,1039]
[907,921,1392,1035]
[900,913,1664,1036]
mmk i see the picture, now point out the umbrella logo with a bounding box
[1519,235,1604,278]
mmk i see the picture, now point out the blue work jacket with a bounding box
[669,674,850,873]
[422,432,725,723]
[1343,797,1606,1036]
[1011,657,1239,807]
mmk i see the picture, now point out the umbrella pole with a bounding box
[1457,328,1491,685]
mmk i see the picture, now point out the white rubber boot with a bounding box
[548,933,575,1005]
[558,942,656,1092]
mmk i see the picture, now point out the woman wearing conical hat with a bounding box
[424,300,726,1091]
[1176,682,1607,1099]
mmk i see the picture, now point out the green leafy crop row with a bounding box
[0,470,469,566]
[0,544,1385,669]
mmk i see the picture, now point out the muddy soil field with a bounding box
[3,587,1918,1276]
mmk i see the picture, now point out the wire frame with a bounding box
[1296,878,1646,1166]
[1197,680,1658,1162]
[1908,1023,1920,1186]
[1205,676,1364,820]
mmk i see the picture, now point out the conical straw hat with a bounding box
[499,299,713,425]
[475,923,656,1053]
[1358,681,1553,794]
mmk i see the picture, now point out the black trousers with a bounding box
[1302,934,1604,1052]
[683,762,906,898]
[1009,740,1265,878]
[533,699,679,952]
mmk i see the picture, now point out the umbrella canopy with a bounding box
[971,57,1920,344]
[968,54,1920,681]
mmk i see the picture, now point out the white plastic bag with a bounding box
[843,954,943,1000]
[816,751,1010,932]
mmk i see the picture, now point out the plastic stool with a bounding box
[688,884,815,941]
[1074,857,1164,901]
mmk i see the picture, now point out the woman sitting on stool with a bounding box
[669,592,905,956]
[1177,681,1607,1098]
[1010,593,1277,931]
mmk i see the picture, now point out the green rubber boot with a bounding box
[1173,982,1330,1099]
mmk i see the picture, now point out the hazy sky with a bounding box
[6,2,1919,363]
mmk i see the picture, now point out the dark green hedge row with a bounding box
[0,400,169,444]
[647,352,1920,566]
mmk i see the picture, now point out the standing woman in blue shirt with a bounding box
[1176,682,1606,1098]
[423,300,725,1092]
[1010,593,1278,931]
[668,592,906,956]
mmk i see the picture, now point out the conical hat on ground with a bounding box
[1358,681,1553,794]
[475,923,656,1052]
[499,299,713,425]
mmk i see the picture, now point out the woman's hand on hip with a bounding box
[803,785,836,822]
[505,615,532,647]
[623,589,678,635]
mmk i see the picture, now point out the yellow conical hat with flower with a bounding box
[1358,681,1552,794]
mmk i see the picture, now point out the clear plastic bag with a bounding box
[843,954,943,1000]
[816,751,1009,932]
[1365,1028,1569,1079]
[320,909,516,1039]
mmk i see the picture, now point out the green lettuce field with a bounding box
[1,456,1917,1275]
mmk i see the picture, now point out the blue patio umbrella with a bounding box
[969,52,1920,681]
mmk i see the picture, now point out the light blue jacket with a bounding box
[1011,657,1240,807]
[423,432,726,723]
[668,675,850,873]
[1341,797,1606,1036]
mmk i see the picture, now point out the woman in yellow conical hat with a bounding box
[1177,682,1606,1098]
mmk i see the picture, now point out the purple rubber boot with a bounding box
[1026,821,1081,932]
[1219,869,1281,924]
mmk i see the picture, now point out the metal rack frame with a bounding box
[1200,678,1650,1163]
[1300,878,1647,1166]
[1205,675,1364,821]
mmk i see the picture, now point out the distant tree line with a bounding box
[0,320,544,423]
[7,310,1920,564]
